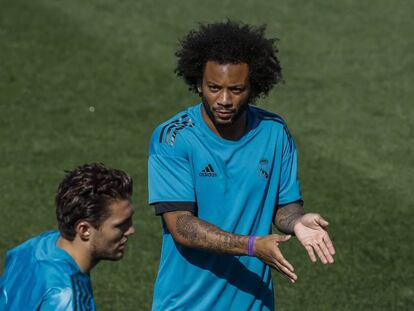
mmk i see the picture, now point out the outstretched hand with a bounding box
[254,234,297,283]
[294,213,335,264]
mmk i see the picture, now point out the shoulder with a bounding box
[0,232,79,309]
[7,231,54,253]
[250,106,292,138]
[33,232,79,288]
[37,260,75,285]
[4,231,58,272]
[149,107,197,158]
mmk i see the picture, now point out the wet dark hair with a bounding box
[56,163,133,240]
[175,20,282,101]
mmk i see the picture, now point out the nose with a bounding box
[218,89,232,107]
[126,224,135,236]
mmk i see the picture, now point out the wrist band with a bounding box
[247,235,256,256]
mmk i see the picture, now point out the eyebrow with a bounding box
[206,81,246,88]
[115,210,135,226]
[115,217,132,228]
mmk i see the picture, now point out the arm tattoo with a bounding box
[175,214,247,255]
[275,203,305,234]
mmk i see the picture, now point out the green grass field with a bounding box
[1,0,413,310]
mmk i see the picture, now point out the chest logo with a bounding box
[199,164,217,177]
[259,159,269,179]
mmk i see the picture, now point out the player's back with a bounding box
[0,230,95,311]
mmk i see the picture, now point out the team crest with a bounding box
[258,159,269,179]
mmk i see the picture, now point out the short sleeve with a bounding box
[278,129,302,205]
[148,125,195,204]
[148,154,195,203]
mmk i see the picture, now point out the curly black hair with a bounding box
[175,20,282,101]
[56,163,133,240]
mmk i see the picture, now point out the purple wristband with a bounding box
[247,235,256,256]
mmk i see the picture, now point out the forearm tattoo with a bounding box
[175,214,247,254]
[275,203,305,234]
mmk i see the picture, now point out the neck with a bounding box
[201,106,247,141]
[57,236,97,273]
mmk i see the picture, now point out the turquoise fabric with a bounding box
[0,231,95,310]
[148,103,302,311]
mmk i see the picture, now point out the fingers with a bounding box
[305,236,335,264]
[320,240,335,263]
[272,257,297,283]
[277,254,294,272]
[315,231,335,263]
[323,233,336,256]
[274,234,291,242]
[305,245,317,263]
[271,248,297,283]
[274,263,298,283]
[316,216,329,228]
[257,234,298,283]
[314,243,330,264]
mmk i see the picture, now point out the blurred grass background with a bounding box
[0,0,413,310]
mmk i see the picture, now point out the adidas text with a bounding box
[199,171,217,177]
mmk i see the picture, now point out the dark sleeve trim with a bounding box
[152,201,196,216]
[272,199,304,225]
[277,199,304,208]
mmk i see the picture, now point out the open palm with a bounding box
[294,213,336,264]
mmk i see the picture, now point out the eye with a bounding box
[231,88,243,94]
[116,218,133,232]
[208,85,220,92]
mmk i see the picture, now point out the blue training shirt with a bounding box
[0,231,95,311]
[148,103,302,311]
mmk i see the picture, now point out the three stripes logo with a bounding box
[199,164,217,177]
[158,114,195,146]
[70,273,95,310]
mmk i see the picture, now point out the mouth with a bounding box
[213,109,235,120]
[118,240,128,250]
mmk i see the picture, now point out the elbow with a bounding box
[274,217,290,234]
[274,222,286,234]
[169,230,189,246]
[162,211,196,247]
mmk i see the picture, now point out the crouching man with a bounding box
[0,163,135,310]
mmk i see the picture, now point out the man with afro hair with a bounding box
[148,21,335,311]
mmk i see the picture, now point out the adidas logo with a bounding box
[199,164,217,177]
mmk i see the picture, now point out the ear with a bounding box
[197,84,202,94]
[75,221,92,241]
